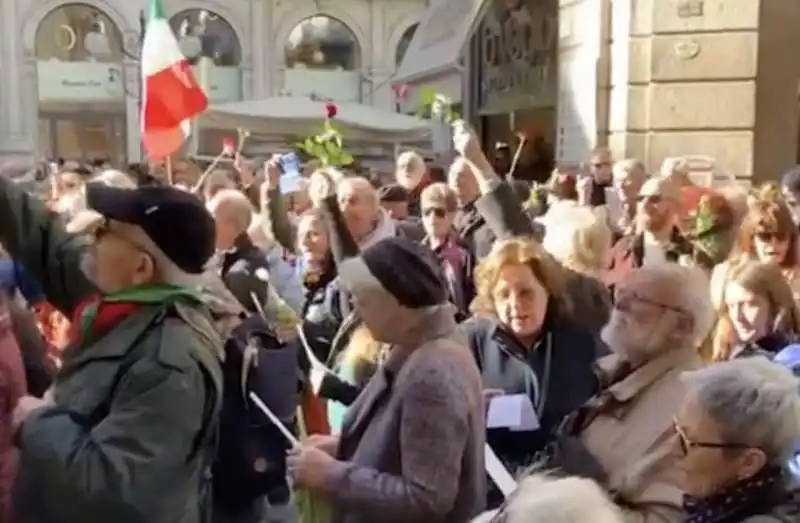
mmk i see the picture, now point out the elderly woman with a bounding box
[675,357,800,522]
[463,236,600,506]
[712,260,800,360]
[711,195,800,307]
[419,182,475,317]
[286,236,486,523]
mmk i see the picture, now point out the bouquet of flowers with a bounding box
[298,103,354,168]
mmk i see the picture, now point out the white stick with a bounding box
[296,324,326,370]
[249,391,300,447]
[484,443,517,497]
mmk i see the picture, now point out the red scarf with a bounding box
[68,296,141,344]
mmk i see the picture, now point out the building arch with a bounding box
[274,10,365,68]
[21,0,129,57]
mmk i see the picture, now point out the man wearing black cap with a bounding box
[0,176,224,523]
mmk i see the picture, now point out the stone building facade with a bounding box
[398,0,800,183]
[0,0,426,165]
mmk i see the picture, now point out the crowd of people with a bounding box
[0,122,800,523]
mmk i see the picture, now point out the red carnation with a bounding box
[222,137,236,156]
[393,84,409,100]
[325,102,338,119]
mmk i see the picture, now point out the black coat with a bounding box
[463,311,600,474]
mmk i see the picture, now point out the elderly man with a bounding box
[448,157,497,259]
[207,188,304,315]
[0,178,224,523]
[395,151,431,217]
[336,176,424,247]
[541,265,714,523]
[586,146,614,207]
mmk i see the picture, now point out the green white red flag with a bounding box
[140,0,208,160]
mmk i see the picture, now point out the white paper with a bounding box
[484,443,517,497]
[249,391,300,447]
[486,394,540,431]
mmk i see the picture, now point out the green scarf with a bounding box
[77,284,201,339]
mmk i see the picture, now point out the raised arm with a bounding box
[452,122,536,239]
[0,176,94,315]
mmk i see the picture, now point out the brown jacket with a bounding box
[580,349,700,523]
[324,306,486,523]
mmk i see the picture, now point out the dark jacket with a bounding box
[219,234,272,315]
[463,311,600,477]
[422,234,475,319]
[0,176,223,523]
[454,202,497,261]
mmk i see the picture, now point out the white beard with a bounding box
[601,312,673,363]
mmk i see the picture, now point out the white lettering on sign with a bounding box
[478,0,558,111]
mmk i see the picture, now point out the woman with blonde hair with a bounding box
[711,193,800,308]
[712,260,800,361]
[463,236,601,507]
[541,205,611,280]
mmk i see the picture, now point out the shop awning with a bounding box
[393,0,489,86]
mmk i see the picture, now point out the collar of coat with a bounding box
[595,348,699,404]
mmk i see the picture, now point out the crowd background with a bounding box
[2,125,800,523]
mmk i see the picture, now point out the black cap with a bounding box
[67,184,215,274]
[361,236,448,308]
[378,183,409,203]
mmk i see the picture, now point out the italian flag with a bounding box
[140,0,208,160]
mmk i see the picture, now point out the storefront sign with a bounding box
[37,62,125,102]
[477,0,558,113]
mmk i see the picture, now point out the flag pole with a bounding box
[166,156,174,185]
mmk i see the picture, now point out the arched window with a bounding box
[168,9,242,66]
[285,16,360,71]
[395,23,418,67]
[35,3,123,62]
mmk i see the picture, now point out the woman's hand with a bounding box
[303,433,340,456]
[287,444,337,488]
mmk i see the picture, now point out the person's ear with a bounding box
[736,448,767,481]
[133,252,156,285]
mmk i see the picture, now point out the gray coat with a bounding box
[323,306,486,523]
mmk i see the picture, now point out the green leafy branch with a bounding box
[297,117,354,168]
[417,87,460,123]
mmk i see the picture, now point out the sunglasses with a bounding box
[755,231,786,243]
[673,418,750,456]
[423,207,447,218]
[592,162,611,168]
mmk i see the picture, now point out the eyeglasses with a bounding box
[614,291,688,316]
[423,207,447,218]
[592,162,611,169]
[673,418,751,456]
[755,231,786,243]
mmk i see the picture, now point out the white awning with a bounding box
[392,0,488,86]
[200,96,432,143]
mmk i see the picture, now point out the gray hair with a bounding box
[206,189,253,233]
[501,474,622,523]
[681,357,800,464]
[91,169,136,189]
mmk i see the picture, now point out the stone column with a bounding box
[607,0,800,182]
[123,60,141,162]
